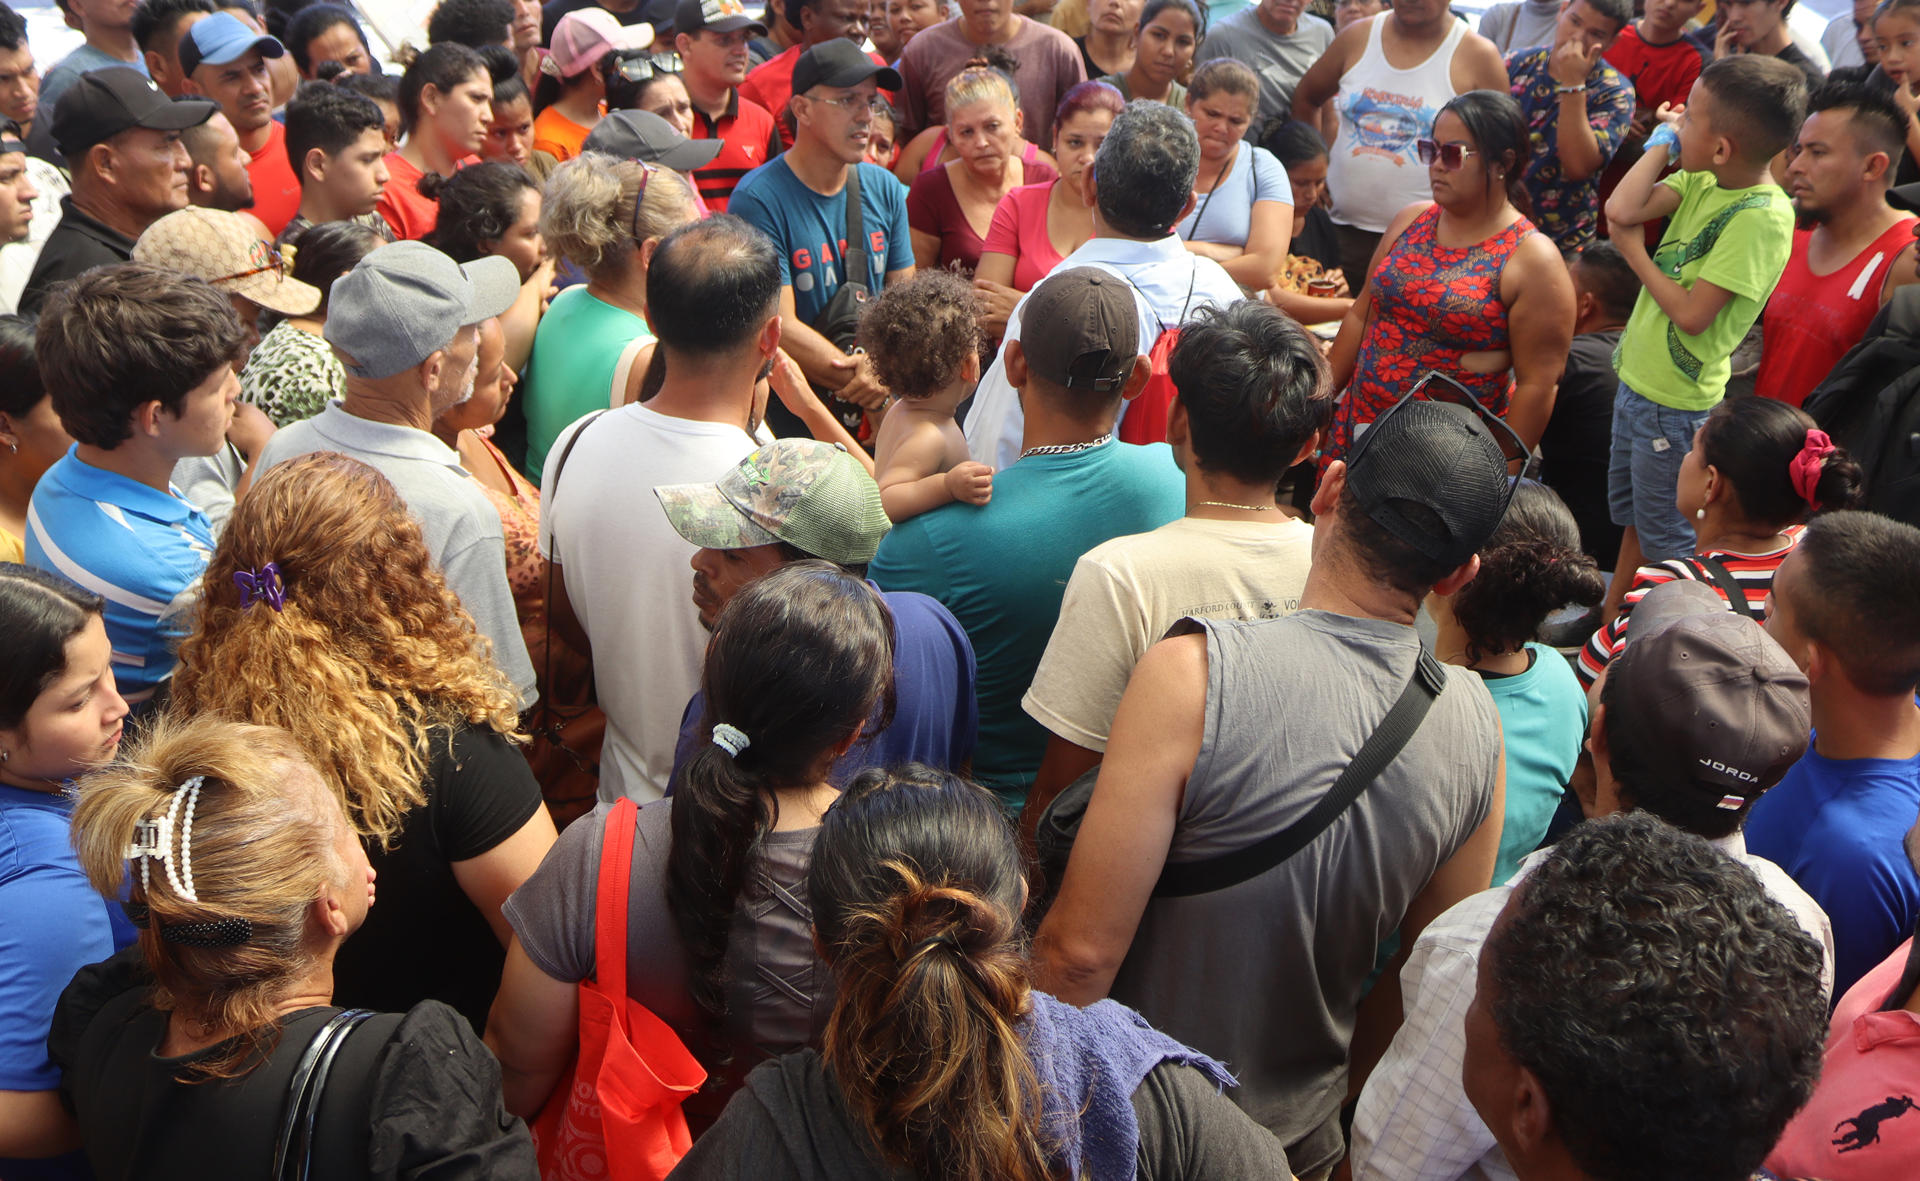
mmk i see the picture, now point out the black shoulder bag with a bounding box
[1036,647,1448,898]
[1683,556,1761,621]
[272,1008,377,1181]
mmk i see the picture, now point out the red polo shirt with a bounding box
[688,89,782,213]
[245,118,302,238]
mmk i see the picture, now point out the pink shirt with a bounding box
[1767,937,1920,1180]
[908,160,1056,274]
[981,180,1064,292]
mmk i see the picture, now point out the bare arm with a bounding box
[1030,633,1206,1005]
[1451,31,1510,94]
[1501,233,1576,452]
[876,415,988,519]
[1020,732,1104,848]
[972,263,1022,339]
[910,227,944,271]
[767,349,879,471]
[0,1090,79,1158]
[1268,286,1355,325]
[893,126,942,183]
[1348,744,1506,1102]
[484,937,581,1118]
[1293,25,1358,128]
[1884,241,1920,305]
[1186,201,1294,291]
[450,806,561,946]
[1548,42,1607,181]
[1603,108,1684,228]
[1611,221,1736,337]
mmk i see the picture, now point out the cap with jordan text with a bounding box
[52,68,215,158]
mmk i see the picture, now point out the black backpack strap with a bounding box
[841,164,868,295]
[1685,556,1759,620]
[274,1008,377,1181]
[1153,648,1449,898]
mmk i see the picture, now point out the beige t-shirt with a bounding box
[1024,514,1314,751]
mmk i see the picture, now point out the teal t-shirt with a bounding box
[521,286,652,484]
[868,440,1186,807]
[1479,642,1589,886]
[1614,169,1793,412]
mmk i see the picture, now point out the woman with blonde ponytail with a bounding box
[168,452,556,1033]
[52,714,537,1180]
[489,561,895,1131]
[674,765,1298,1180]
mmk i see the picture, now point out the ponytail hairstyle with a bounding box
[1450,481,1605,664]
[480,41,530,107]
[1697,396,1864,530]
[397,40,487,138]
[945,62,1019,116]
[70,715,358,1081]
[666,561,895,1052]
[422,160,539,261]
[1187,57,1258,106]
[282,218,385,317]
[808,765,1052,1181]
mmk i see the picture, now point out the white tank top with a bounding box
[1327,15,1469,233]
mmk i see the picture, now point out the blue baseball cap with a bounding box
[179,12,286,77]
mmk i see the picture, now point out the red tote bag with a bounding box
[532,797,707,1181]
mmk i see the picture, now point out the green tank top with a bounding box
[522,285,652,484]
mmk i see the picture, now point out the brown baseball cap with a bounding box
[1608,581,1811,813]
[1017,267,1139,394]
[133,208,321,316]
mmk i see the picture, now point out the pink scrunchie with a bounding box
[1789,428,1837,511]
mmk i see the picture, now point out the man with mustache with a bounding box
[179,12,299,235]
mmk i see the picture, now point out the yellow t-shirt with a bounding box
[0,527,23,564]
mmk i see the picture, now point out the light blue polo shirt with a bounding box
[24,447,214,705]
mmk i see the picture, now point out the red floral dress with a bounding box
[1327,205,1538,462]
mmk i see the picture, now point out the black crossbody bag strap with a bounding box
[1685,556,1760,621]
[1154,649,1449,898]
[842,165,868,295]
[273,1008,376,1181]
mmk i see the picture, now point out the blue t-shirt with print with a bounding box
[728,158,913,325]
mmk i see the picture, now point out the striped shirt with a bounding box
[688,90,782,213]
[1577,527,1802,685]
[23,448,214,705]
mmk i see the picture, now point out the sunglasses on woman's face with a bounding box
[1415,138,1479,170]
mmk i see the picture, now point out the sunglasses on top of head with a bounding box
[1348,371,1534,488]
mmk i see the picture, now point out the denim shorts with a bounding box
[1607,382,1712,562]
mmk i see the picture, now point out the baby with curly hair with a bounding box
[862,271,995,523]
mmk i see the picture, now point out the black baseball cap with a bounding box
[582,109,724,170]
[53,68,217,158]
[1344,398,1511,570]
[675,0,766,35]
[792,39,902,96]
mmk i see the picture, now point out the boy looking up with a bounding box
[1601,54,1804,603]
[280,80,391,248]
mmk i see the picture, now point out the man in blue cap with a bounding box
[178,10,298,235]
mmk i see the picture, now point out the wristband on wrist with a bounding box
[1555,83,1587,95]
[1646,122,1680,157]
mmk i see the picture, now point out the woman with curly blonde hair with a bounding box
[169,451,557,1032]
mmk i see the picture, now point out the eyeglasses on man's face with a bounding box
[809,91,886,114]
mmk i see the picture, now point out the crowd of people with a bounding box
[3,0,1920,1177]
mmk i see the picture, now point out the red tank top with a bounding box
[1756,216,1917,407]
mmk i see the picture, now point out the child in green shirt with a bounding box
[1601,54,1806,589]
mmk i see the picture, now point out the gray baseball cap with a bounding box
[325,241,520,379]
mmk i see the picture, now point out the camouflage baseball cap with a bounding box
[655,439,890,566]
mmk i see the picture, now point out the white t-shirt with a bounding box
[1023,514,1314,752]
[538,404,767,802]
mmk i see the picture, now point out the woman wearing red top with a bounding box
[1326,90,1574,465]
[379,42,494,241]
[1578,396,1865,686]
[906,66,1058,274]
[972,80,1123,338]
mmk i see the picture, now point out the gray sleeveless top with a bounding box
[1108,610,1500,1175]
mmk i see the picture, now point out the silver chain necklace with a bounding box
[1194,501,1276,511]
[1020,433,1114,459]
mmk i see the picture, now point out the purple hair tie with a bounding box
[233,562,285,612]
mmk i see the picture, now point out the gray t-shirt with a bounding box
[253,403,537,706]
[501,798,832,1127]
[1108,609,1500,1177]
[1194,8,1335,132]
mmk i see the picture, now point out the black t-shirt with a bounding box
[331,724,543,1033]
[47,949,537,1181]
[1538,329,1624,568]
[1293,204,1342,272]
[670,1050,1292,1179]
[19,197,136,317]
